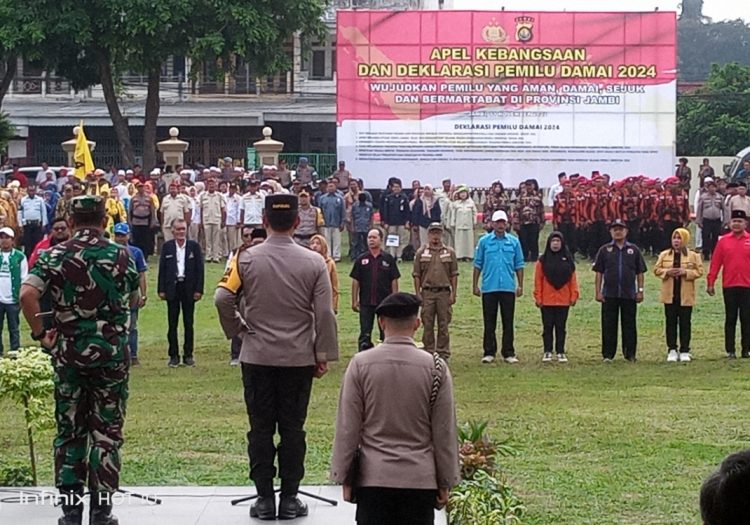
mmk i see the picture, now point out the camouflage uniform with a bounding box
[24,198,139,495]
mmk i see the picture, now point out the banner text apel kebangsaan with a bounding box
[336,10,677,189]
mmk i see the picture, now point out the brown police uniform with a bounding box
[412,226,459,358]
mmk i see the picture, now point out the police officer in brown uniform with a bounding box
[214,194,339,520]
[412,222,458,359]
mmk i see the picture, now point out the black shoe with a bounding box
[278,495,308,520]
[168,357,179,368]
[727,352,737,359]
[90,492,118,525]
[742,352,750,359]
[58,488,84,525]
[183,357,195,367]
[250,495,276,520]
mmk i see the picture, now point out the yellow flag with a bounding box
[73,122,95,180]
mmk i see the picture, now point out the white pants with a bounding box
[322,226,342,261]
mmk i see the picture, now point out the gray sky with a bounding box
[451,0,749,22]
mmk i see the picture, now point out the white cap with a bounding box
[210,166,221,173]
[150,168,161,175]
[491,210,508,222]
[125,169,134,175]
[117,169,125,176]
[233,166,243,172]
[0,227,15,238]
[704,177,714,184]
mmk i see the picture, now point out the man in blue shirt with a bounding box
[317,179,346,262]
[473,210,525,364]
[114,222,148,366]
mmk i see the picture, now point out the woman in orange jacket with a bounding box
[533,231,580,362]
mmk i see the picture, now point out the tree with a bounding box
[0,113,15,153]
[44,0,328,169]
[0,0,47,108]
[677,63,750,156]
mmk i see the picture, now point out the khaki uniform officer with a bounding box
[214,194,339,520]
[413,222,458,359]
[160,182,192,243]
[199,178,226,262]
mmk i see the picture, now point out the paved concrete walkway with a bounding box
[0,486,448,524]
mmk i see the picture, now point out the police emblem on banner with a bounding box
[515,16,534,43]
[482,18,507,44]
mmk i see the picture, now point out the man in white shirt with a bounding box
[240,179,265,229]
[224,182,242,255]
[547,172,566,207]
[18,184,49,257]
[35,161,51,186]
[0,227,28,357]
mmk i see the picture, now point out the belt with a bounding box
[26,220,41,227]
[423,286,450,292]
[177,277,186,282]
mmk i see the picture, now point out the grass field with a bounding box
[2,232,749,524]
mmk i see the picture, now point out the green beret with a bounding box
[70,195,105,214]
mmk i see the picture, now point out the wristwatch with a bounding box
[30,329,47,341]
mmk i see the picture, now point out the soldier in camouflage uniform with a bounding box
[20,195,140,525]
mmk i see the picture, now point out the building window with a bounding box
[311,50,326,79]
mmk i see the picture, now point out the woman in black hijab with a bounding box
[533,231,580,362]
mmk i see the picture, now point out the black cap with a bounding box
[731,209,748,220]
[265,194,298,214]
[736,181,747,188]
[609,219,628,229]
[726,182,739,189]
[251,228,268,240]
[375,293,421,319]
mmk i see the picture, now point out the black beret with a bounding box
[265,194,298,214]
[375,293,421,319]
[250,228,268,240]
[731,209,748,220]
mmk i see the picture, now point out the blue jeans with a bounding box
[0,302,21,355]
[129,308,139,358]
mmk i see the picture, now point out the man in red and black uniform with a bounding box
[707,210,750,358]
[659,177,690,251]
[552,178,578,256]
[351,228,400,351]
[640,179,662,256]
[612,177,644,247]
[585,174,612,259]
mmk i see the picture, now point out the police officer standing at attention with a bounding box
[413,222,459,359]
[214,194,338,520]
[20,195,140,525]
[331,293,460,524]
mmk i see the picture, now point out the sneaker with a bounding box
[556,353,568,363]
[168,357,179,368]
[130,357,140,367]
[727,352,737,359]
[679,352,692,362]
[481,355,495,364]
[183,357,196,367]
[667,350,679,362]
[229,359,240,366]
[602,357,613,363]
[542,352,553,362]
[504,356,519,364]
[742,351,750,359]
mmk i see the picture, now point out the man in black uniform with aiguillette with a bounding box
[215,194,339,520]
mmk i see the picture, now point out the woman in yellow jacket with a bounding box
[102,190,127,235]
[653,228,704,362]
